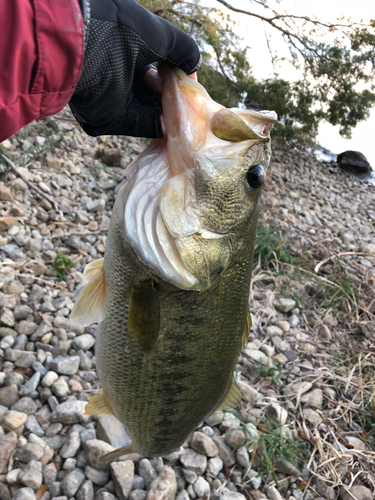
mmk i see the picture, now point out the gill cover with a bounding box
[121,67,277,290]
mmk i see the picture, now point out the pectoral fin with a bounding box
[71,258,105,326]
[176,234,234,289]
[98,443,138,465]
[212,109,264,142]
[217,377,242,411]
[128,280,160,352]
[85,388,113,417]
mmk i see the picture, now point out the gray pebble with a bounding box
[176,490,190,500]
[15,443,44,462]
[207,456,223,476]
[132,474,145,490]
[129,490,147,500]
[63,457,77,469]
[60,431,81,458]
[18,460,43,490]
[31,362,48,376]
[72,334,95,351]
[180,449,207,475]
[49,355,80,375]
[51,399,89,424]
[76,479,94,500]
[48,395,59,411]
[194,477,210,497]
[0,383,19,406]
[12,397,38,415]
[49,481,62,497]
[43,462,57,486]
[138,458,157,489]
[235,446,250,469]
[80,428,96,443]
[84,464,110,485]
[60,468,86,496]
[19,372,41,396]
[12,488,37,500]
[97,415,131,449]
[95,493,118,500]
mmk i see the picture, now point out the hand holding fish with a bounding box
[69,0,201,139]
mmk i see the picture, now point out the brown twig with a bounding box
[50,230,104,240]
[314,252,374,274]
[0,152,63,217]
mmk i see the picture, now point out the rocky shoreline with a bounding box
[0,111,374,500]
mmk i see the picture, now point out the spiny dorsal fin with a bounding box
[211,109,263,142]
[241,310,252,350]
[71,258,105,326]
[128,280,160,352]
[85,388,113,417]
[217,376,242,411]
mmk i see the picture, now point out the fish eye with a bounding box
[246,164,265,189]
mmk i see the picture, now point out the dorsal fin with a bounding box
[71,258,105,326]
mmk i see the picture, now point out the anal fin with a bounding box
[71,258,105,326]
[85,388,114,417]
[217,376,242,411]
[128,280,160,352]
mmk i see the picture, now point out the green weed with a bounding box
[247,419,308,483]
[360,397,375,442]
[316,262,357,311]
[54,253,74,281]
[254,227,297,270]
[224,410,307,483]
[255,362,286,387]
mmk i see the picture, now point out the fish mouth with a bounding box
[122,67,277,290]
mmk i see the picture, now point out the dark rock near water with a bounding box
[337,150,371,173]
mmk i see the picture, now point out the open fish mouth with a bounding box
[122,66,277,291]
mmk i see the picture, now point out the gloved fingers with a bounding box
[107,95,163,138]
[144,67,198,97]
[89,0,201,75]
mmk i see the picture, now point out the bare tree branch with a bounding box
[152,7,203,27]
[212,48,239,88]
[215,0,360,30]
[214,0,331,59]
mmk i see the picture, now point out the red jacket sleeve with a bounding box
[0,0,84,142]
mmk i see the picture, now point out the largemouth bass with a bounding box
[72,65,276,461]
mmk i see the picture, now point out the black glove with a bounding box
[70,0,201,138]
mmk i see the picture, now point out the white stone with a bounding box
[42,371,58,387]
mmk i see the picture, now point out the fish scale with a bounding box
[71,65,277,461]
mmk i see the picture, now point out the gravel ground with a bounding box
[0,112,374,500]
